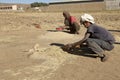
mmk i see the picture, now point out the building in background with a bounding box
[0,3,30,11]
[105,0,120,10]
[0,5,17,11]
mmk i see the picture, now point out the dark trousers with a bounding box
[86,38,114,57]
[70,22,80,34]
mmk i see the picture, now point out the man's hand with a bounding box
[62,44,73,51]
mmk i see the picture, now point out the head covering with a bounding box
[80,13,95,24]
[63,11,70,20]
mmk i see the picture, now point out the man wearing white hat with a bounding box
[63,13,115,62]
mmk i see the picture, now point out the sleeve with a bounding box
[87,26,94,34]
[86,26,94,38]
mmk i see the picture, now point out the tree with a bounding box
[31,2,49,7]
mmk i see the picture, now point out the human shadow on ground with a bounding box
[50,43,98,58]
[50,43,64,47]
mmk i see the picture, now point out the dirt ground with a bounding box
[0,11,120,80]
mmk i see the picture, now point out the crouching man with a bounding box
[62,13,115,62]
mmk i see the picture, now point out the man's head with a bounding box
[80,13,95,28]
[63,11,70,19]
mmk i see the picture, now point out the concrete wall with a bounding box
[40,2,105,12]
[105,0,120,10]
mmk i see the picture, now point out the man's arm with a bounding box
[72,33,90,47]
[62,33,90,51]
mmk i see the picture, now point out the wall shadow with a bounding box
[109,30,120,32]
[47,30,71,34]
[109,29,120,44]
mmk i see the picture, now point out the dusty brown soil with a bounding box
[0,11,120,80]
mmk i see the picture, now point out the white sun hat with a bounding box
[80,13,95,24]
